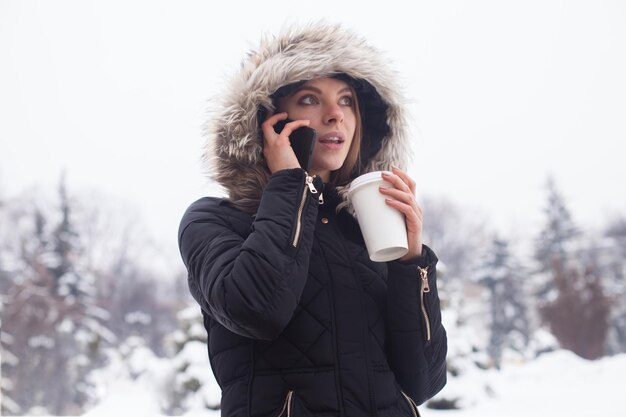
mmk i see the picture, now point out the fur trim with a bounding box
[203,21,412,216]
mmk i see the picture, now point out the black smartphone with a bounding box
[273,119,316,172]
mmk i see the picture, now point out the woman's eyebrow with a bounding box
[294,86,352,95]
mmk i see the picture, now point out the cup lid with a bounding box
[348,171,391,194]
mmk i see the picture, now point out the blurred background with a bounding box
[1,0,625,415]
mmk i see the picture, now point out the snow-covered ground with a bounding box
[79,349,626,417]
[424,350,626,417]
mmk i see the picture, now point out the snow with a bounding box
[188,322,208,341]
[424,350,626,417]
[87,305,112,321]
[74,349,626,417]
[82,380,163,417]
[57,317,75,333]
[172,341,221,408]
[124,311,152,325]
[85,338,177,416]
[27,335,55,349]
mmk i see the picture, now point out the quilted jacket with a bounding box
[178,22,447,417]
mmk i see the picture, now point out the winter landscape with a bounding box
[2,0,626,416]
[2,177,626,416]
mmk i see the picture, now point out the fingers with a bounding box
[380,166,423,260]
[380,166,422,216]
[260,112,310,144]
[381,166,416,195]
[260,112,312,173]
[279,119,311,138]
[384,197,423,223]
[261,112,289,143]
[379,186,419,208]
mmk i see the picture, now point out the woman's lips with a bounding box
[318,132,345,149]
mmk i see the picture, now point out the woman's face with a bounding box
[277,77,357,182]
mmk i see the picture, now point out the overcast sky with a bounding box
[1,0,625,265]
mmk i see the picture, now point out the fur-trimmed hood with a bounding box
[203,22,412,215]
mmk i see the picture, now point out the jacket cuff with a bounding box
[269,167,307,179]
[391,244,438,268]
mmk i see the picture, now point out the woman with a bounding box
[178,22,447,417]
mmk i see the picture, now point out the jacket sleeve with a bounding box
[386,244,447,405]
[178,168,323,341]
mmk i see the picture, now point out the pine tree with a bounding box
[164,306,220,414]
[1,193,59,414]
[478,237,530,368]
[534,176,610,359]
[604,217,626,354]
[1,296,21,415]
[1,178,115,414]
[1,191,20,414]
[534,176,580,274]
[540,257,610,359]
[52,178,115,408]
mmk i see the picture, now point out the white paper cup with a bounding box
[348,171,409,262]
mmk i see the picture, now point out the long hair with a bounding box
[329,83,362,187]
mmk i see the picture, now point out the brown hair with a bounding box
[329,84,362,187]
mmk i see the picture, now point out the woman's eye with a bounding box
[339,96,353,106]
[299,95,317,105]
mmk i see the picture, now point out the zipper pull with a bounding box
[305,173,318,194]
[318,192,324,205]
[418,266,430,293]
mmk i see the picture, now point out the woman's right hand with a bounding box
[261,112,310,174]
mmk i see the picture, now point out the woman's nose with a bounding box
[323,104,344,125]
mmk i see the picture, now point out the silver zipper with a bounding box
[418,266,431,341]
[292,173,317,248]
[276,390,294,417]
[400,389,419,417]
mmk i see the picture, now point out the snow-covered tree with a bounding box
[0,179,115,414]
[533,176,580,295]
[534,177,610,359]
[84,307,220,416]
[1,296,21,415]
[477,237,530,368]
[1,177,191,414]
[164,306,220,414]
[603,217,626,354]
[535,176,580,263]
[84,335,175,416]
[540,253,610,359]
[96,262,179,358]
[1,192,21,414]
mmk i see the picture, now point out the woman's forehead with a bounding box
[302,77,351,90]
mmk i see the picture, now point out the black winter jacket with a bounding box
[178,168,447,417]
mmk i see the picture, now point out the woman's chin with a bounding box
[312,161,345,173]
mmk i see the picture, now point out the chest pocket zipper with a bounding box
[276,390,294,417]
[292,173,318,248]
[400,390,420,417]
[418,266,431,341]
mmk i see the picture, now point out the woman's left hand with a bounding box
[379,166,423,262]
